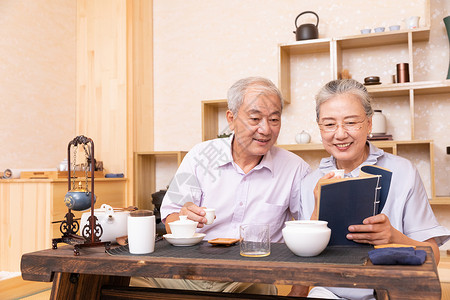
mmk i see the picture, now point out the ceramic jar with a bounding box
[128,210,156,254]
[372,110,387,135]
[282,220,331,257]
[295,130,311,144]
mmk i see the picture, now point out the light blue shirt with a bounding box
[301,142,450,300]
[161,135,311,242]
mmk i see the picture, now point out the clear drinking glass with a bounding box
[240,224,270,257]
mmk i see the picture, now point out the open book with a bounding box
[317,165,392,246]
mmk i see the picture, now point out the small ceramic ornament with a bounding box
[295,130,311,144]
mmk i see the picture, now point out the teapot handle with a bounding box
[295,11,319,28]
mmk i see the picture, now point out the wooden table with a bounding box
[20,241,441,300]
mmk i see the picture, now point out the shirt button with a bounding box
[240,202,243,206]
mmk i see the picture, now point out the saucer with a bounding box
[364,82,382,85]
[163,233,206,246]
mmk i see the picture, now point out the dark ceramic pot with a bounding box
[64,187,97,211]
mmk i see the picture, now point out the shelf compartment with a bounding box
[202,99,228,141]
[279,38,332,55]
[367,80,450,97]
[278,139,432,154]
[134,151,187,210]
[430,197,450,205]
[279,39,332,104]
[335,27,430,49]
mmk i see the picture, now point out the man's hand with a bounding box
[180,202,207,227]
[165,202,207,233]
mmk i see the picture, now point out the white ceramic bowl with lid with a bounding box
[168,215,198,238]
[282,220,331,257]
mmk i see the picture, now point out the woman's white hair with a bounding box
[315,79,374,121]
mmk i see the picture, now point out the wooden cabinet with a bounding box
[0,178,127,272]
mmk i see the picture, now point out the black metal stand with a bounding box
[52,135,110,255]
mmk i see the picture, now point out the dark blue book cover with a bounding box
[318,165,392,246]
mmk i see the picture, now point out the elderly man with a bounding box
[133,76,310,295]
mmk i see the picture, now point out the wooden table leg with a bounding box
[50,272,130,300]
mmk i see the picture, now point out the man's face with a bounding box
[227,88,282,160]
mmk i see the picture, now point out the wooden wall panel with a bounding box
[76,0,128,176]
[77,0,154,206]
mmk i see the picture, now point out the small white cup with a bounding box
[332,169,345,178]
[360,28,371,34]
[204,208,216,225]
[389,25,400,31]
[374,27,385,33]
[127,210,155,254]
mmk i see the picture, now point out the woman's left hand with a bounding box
[346,213,398,245]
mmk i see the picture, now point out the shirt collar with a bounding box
[318,141,384,177]
[221,134,274,174]
[216,134,234,167]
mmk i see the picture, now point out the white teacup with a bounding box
[204,208,215,225]
[168,215,198,238]
[332,169,345,178]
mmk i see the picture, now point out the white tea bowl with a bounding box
[168,215,198,238]
[282,220,331,257]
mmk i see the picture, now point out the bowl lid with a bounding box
[284,220,328,226]
[170,215,196,225]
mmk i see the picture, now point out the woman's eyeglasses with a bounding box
[318,118,367,132]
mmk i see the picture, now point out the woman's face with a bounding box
[318,93,372,168]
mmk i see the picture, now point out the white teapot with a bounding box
[295,130,311,144]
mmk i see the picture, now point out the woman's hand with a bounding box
[346,213,396,245]
[347,213,441,264]
[311,172,336,220]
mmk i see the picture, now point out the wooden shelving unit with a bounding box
[274,25,449,205]
[134,151,187,210]
[201,26,449,204]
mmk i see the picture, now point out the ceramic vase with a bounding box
[444,16,450,79]
[372,110,387,134]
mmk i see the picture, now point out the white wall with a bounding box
[0,0,76,172]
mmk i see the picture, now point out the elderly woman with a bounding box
[295,79,450,299]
